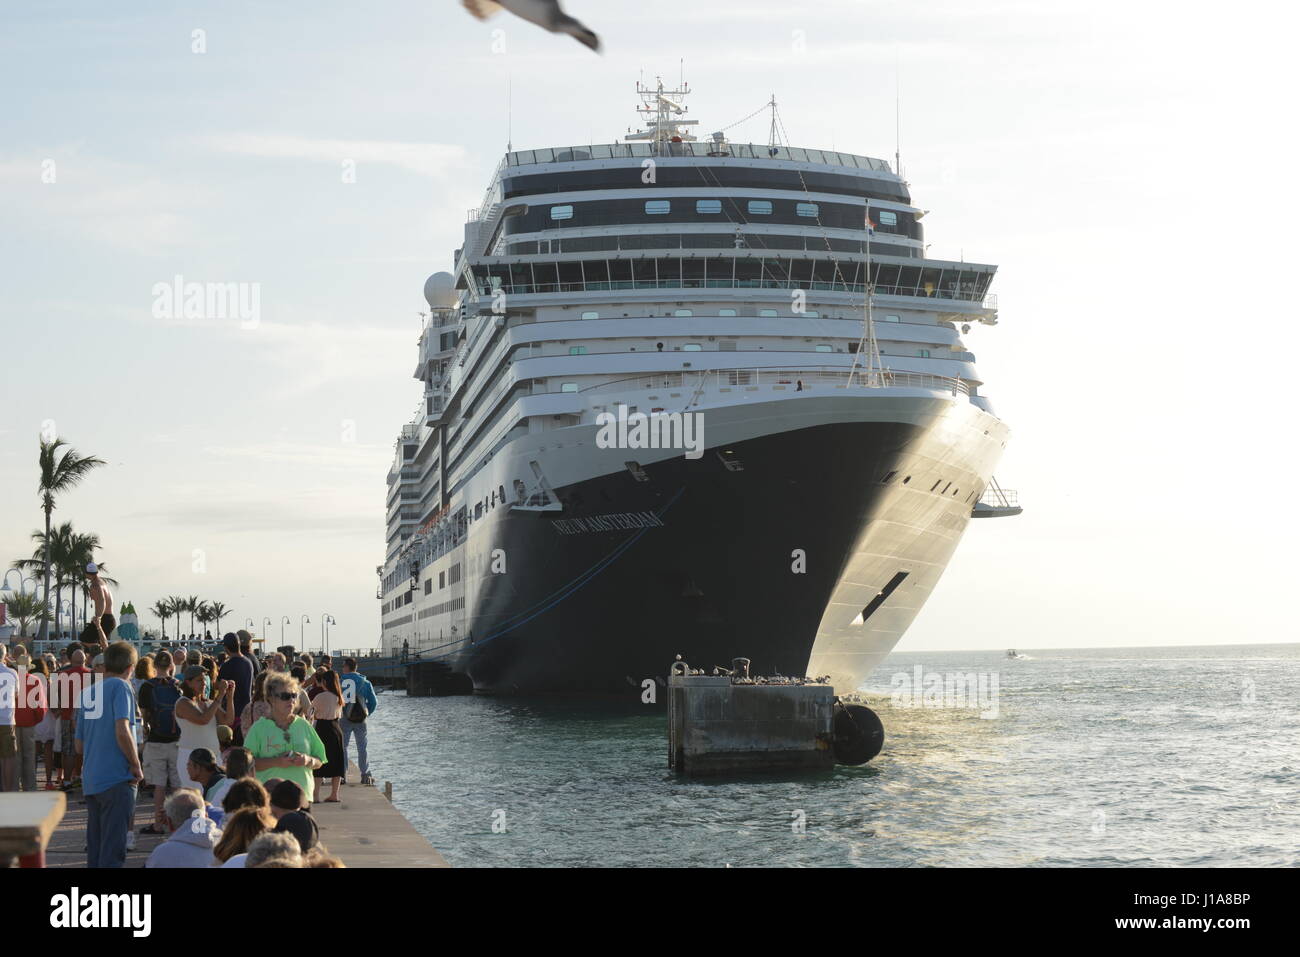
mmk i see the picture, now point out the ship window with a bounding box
[815,344,833,352]
[881,470,897,483]
[424,579,432,595]
[719,308,737,316]
[931,479,942,491]
[674,309,693,317]
[581,310,599,319]
[696,199,722,214]
[902,475,911,484]
[858,571,910,624]
[883,314,900,322]
[568,346,587,355]
[550,205,573,221]
[475,502,483,519]
[645,200,671,215]
[439,571,445,588]
[500,485,506,503]
[561,382,579,392]
[803,311,820,318]
[683,343,702,351]
[747,200,773,215]
[878,210,898,226]
[796,202,819,218]
[917,349,931,358]
[942,482,952,494]
[759,309,778,317]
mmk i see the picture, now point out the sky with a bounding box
[2,0,1296,653]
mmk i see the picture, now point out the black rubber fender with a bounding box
[832,703,885,765]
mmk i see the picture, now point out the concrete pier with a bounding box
[668,668,837,775]
[36,764,446,868]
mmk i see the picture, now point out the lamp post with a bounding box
[245,617,255,631]
[300,614,310,649]
[280,616,290,646]
[320,614,336,655]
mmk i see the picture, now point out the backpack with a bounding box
[344,676,368,723]
[148,677,182,738]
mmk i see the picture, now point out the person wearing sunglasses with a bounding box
[242,673,327,806]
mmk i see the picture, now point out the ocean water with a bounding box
[362,645,1300,867]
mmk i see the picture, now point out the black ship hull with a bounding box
[438,420,923,694]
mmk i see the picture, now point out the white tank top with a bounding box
[176,701,222,758]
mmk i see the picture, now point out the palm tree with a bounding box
[36,438,105,641]
[18,522,75,639]
[150,599,171,639]
[208,600,229,639]
[5,592,51,637]
[171,595,186,641]
[196,601,213,641]
[184,594,200,639]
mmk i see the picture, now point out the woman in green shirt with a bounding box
[243,672,327,805]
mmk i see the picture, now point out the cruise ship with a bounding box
[378,81,1017,694]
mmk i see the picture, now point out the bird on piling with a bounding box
[461,0,601,52]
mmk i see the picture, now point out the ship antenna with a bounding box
[894,53,902,178]
[507,74,512,152]
[767,93,779,150]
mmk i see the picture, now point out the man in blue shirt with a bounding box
[76,641,142,867]
[339,657,378,786]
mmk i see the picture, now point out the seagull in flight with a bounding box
[461,0,601,52]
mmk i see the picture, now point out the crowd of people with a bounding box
[0,631,380,868]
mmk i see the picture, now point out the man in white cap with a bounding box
[85,562,116,644]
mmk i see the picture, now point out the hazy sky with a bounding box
[2,0,1296,652]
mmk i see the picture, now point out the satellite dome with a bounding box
[423,272,456,309]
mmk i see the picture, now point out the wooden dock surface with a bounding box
[36,763,446,868]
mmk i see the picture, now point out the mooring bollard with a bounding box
[384,781,393,802]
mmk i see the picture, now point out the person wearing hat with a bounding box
[273,809,319,854]
[84,562,116,645]
[268,778,309,821]
[183,747,228,804]
[174,664,233,792]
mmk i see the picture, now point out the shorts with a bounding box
[101,613,117,636]
[142,741,182,788]
[60,717,77,755]
[35,711,58,742]
[0,725,15,759]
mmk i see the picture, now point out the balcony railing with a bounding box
[504,142,893,172]
[472,278,991,303]
[577,365,969,400]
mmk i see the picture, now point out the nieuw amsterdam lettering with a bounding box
[550,511,665,535]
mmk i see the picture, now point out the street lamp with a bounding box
[245,617,255,631]
[300,614,310,649]
[280,616,290,646]
[320,614,336,655]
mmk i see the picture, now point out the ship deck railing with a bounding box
[474,278,992,304]
[979,487,1019,508]
[502,142,893,171]
[579,365,970,399]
